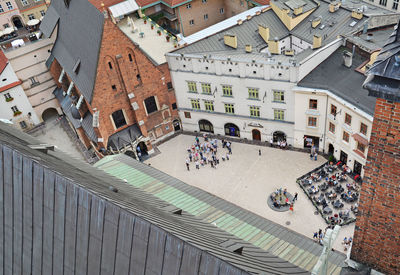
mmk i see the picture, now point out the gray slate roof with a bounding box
[363,22,400,102]
[298,47,376,115]
[174,0,368,60]
[40,0,104,103]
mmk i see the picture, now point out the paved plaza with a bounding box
[145,134,355,253]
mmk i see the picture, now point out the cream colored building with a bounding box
[4,36,61,122]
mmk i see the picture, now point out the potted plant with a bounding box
[157,30,161,36]
[151,24,154,30]
[166,35,170,42]
[6,97,13,102]
[13,111,22,117]
[144,18,147,24]
[173,42,178,48]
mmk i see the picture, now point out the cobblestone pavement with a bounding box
[145,134,355,253]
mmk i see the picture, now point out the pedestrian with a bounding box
[293,192,298,201]
[210,161,214,168]
[226,154,229,160]
[313,232,318,241]
[259,149,261,156]
[195,160,199,169]
[189,153,193,162]
[289,203,294,212]
[185,159,190,171]
[314,152,318,161]
[270,138,273,147]
[138,152,142,161]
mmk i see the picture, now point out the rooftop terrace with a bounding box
[117,15,176,65]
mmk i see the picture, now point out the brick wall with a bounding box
[90,17,178,148]
[351,98,400,275]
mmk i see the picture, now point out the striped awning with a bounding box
[352,133,368,146]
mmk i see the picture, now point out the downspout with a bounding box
[322,93,328,154]
[177,6,184,36]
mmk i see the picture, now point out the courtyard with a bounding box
[145,134,355,253]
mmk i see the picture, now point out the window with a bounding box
[329,122,335,133]
[248,88,259,99]
[186,3,191,8]
[111,110,127,129]
[204,14,208,20]
[4,92,12,101]
[345,113,352,125]
[28,14,35,20]
[184,111,191,118]
[111,85,116,90]
[220,7,224,14]
[11,106,19,112]
[360,123,368,135]
[273,90,284,102]
[40,10,46,16]
[21,0,28,5]
[309,99,318,109]
[189,19,194,25]
[128,53,133,62]
[19,121,27,129]
[172,103,177,110]
[393,0,399,9]
[379,0,387,6]
[357,142,366,153]
[274,109,284,120]
[330,104,337,115]
[6,2,13,10]
[201,83,211,94]
[204,100,214,111]
[343,131,349,142]
[136,74,141,81]
[222,85,232,97]
[3,23,9,28]
[0,5,3,12]
[144,96,158,114]
[224,103,234,114]
[202,0,207,2]
[308,117,317,127]
[30,77,39,85]
[167,82,173,90]
[187,81,197,92]
[108,61,113,69]
[191,99,200,110]
[250,106,260,117]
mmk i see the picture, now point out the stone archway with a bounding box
[224,123,240,137]
[273,131,286,142]
[12,16,24,29]
[198,119,214,133]
[41,108,59,122]
[173,119,181,131]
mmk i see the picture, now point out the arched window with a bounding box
[111,110,127,129]
[224,123,240,137]
[108,62,113,69]
[128,53,133,62]
[199,119,213,133]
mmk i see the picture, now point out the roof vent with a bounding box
[245,44,252,53]
[237,19,243,25]
[28,144,55,154]
[255,10,261,15]
[109,186,118,192]
[343,50,353,68]
[220,240,244,255]
[224,34,238,49]
[163,205,183,215]
[246,15,252,20]
[366,33,373,41]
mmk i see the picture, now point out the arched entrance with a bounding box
[124,150,137,159]
[173,119,181,131]
[41,108,59,122]
[12,17,24,29]
[273,131,286,142]
[137,141,148,155]
[198,119,214,133]
[328,144,334,155]
[252,129,261,141]
[224,123,240,137]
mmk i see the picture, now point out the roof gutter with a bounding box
[141,0,192,9]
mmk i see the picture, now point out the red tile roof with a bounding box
[0,81,22,93]
[253,0,270,4]
[0,50,8,75]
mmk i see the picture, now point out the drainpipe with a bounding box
[322,93,328,154]
[177,6,184,36]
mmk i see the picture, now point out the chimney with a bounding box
[224,34,238,49]
[237,19,243,25]
[284,49,294,56]
[245,44,252,53]
[312,17,321,28]
[258,24,270,43]
[294,6,303,15]
[329,1,341,12]
[313,35,322,49]
[343,50,353,68]
[352,9,363,20]
[366,33,373,41]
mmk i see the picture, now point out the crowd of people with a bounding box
[270,188,298,212]
[185,135,232,171]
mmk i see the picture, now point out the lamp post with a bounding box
[312,225,341,275]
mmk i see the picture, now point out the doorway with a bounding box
[224,123,240,137]
[340,150,348,165]
[173,119,181,131]
[273,131,286,142]
[354,160,362,175]
[199,119,214,133]
[252,129,261,141]
[12,17,23,29]
[303,135,319,148]
[137,141,148,156]
[328,144,334,155]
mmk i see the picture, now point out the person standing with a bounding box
[186,159,190,171]
[195,160,199,169]
[270,138,273,147]
[259,149,261,156]
[293,192,298,202]
[289,203,294,212]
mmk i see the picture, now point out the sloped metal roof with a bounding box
[40,0,104,103]
[109,0,139,18]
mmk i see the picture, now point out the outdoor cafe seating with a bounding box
[323,206,333,215]
[333,199,344,209]
[326,190,337,200]
[335,185,344,194]
[308,185,319,195]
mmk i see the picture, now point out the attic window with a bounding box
[73,59,81,74]
[64,0,70,8]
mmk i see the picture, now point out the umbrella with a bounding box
[27,19,40,26]
[3,27,14,35]
[39,16,44,21]
[0,31,3,37]
[11,39,25,48]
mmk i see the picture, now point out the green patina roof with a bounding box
[95,154,346,274]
